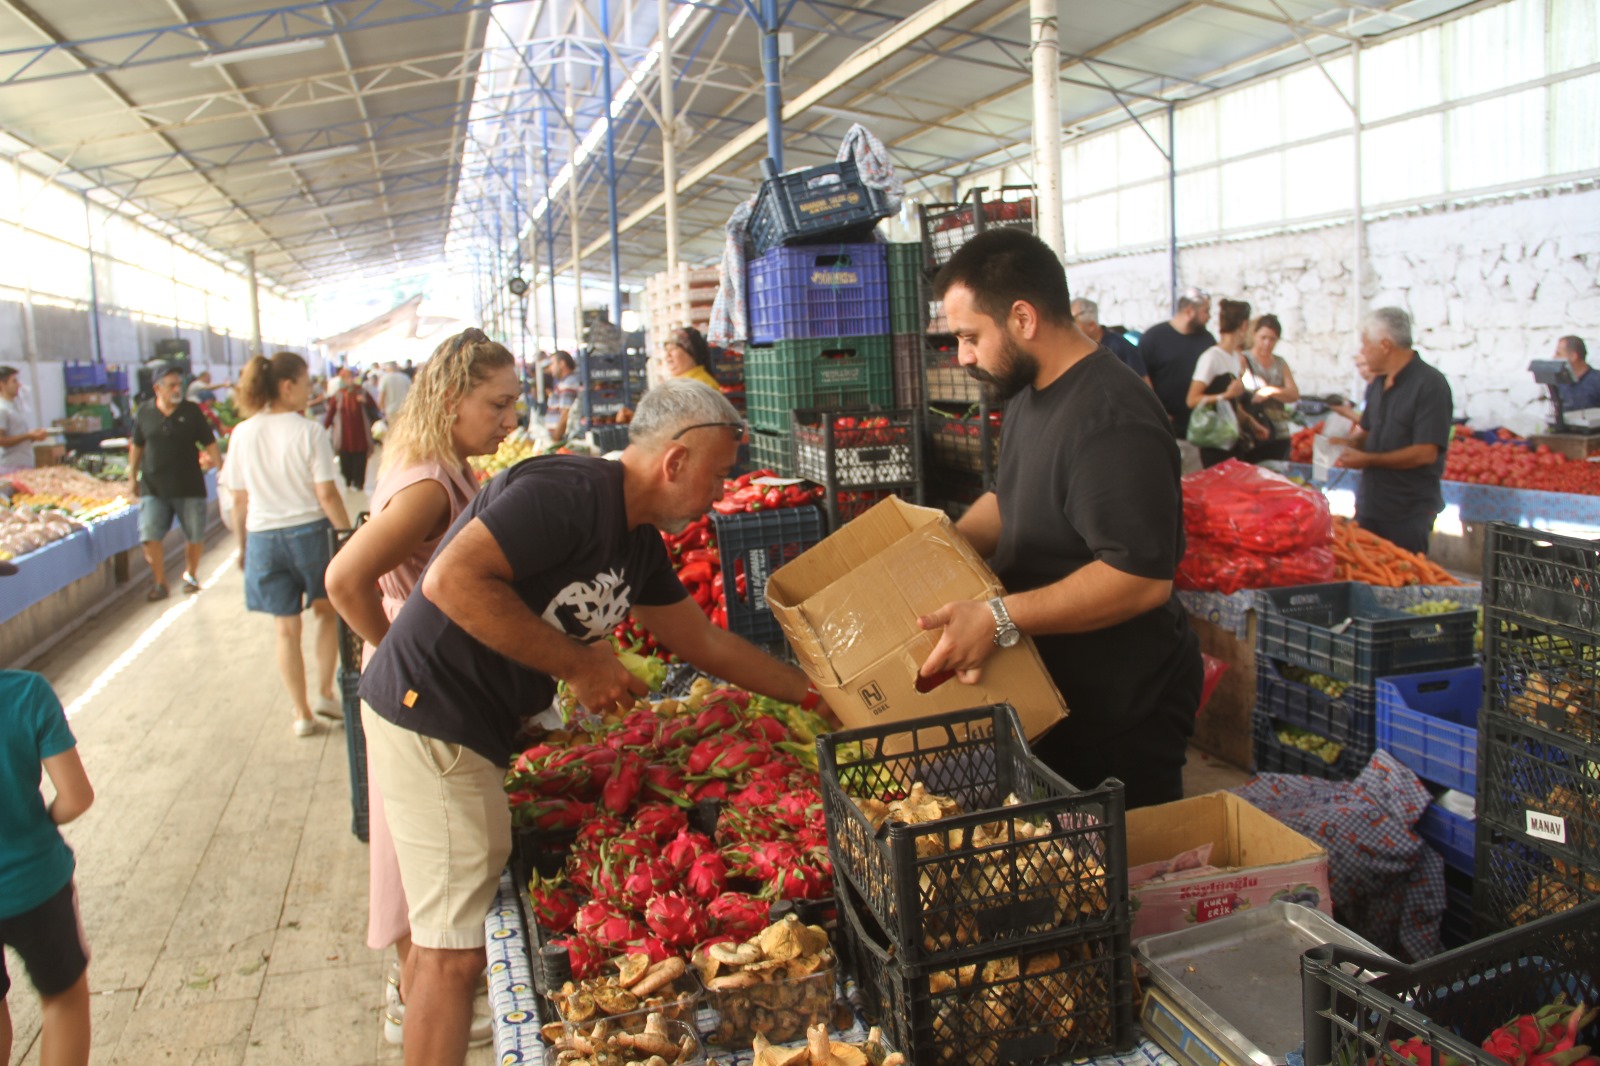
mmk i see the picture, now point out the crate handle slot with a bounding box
[811,252,854,268]
[820,346,859,360]
[1416,680,1452,694]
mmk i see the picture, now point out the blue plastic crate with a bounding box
[1376,666,1482,795]
[1418,801,1475,875]
[748,243,889,344]
[747,158,893,256]
[711,506,826,645]
[1255,582,1478,687]
[64,361,107,390]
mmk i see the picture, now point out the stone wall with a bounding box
[1065,185,1600,434]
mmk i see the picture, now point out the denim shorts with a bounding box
[140,495,209,544]
[244,518,333,616]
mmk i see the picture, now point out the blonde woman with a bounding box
[324,328,519,1048]
[224,351,350,736]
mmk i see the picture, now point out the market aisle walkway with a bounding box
[6,538,494,1066]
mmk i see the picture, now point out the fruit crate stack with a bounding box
[888,242,925,409]
[644,263,720,352]
[1251,582,1478,782]
[791,407,921,532]
[819,704,1135,1066]
[579,350,648,434]
[1473,522,1600,931]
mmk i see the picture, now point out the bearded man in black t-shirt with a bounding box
[917,228,1203,810]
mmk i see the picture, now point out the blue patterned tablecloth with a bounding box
[484,870,1180,1066]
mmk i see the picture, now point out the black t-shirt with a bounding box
[1137,321,1217,435]
[360,456,687,764]
[991,348,1197,744]
[1357,355,1454,522]
[132,400,215,499]
[1101,330,1146,377]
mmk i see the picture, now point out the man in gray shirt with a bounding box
[0,366,49,470]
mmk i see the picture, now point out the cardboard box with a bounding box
[33,444,66,467]
[766,496,1068,739]
[1126,791,1331,943]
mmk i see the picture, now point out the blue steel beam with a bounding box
[599,0,624,374]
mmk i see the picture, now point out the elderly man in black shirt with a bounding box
[916,228,1203,809]
[1138,288,1216,437]
[1335,307,1454,555]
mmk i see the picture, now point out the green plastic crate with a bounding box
[887,243,925,335]
[748,428,795,477]
[745,334,893,433]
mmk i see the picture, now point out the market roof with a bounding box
[0,0,1479,294]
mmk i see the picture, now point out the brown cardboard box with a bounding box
[1126,791,1331,942]
[33,444,66,467]
[766,496,1068,739]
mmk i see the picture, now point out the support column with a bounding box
[599,0,627,404]
[539,109,561,350]
[1168,104,1178,313]
[1029,0,1064,258]
[1351,39,1364,341]
[246,250,263,357]
[760,0,784,171]
[566,79,584,353]
[659,0,680,273]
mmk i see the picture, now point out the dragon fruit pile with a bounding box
[508,676,835,980]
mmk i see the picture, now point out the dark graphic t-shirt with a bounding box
[361,455,686,763]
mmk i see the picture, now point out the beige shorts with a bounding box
[361,706,512,950]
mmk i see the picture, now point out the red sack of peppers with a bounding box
[1181,459,1332,554]
[1177,534,1335,595]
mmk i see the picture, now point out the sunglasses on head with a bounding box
[670,420,747,442]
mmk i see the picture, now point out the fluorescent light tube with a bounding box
[192,38,327,67]
[270,144,359,168]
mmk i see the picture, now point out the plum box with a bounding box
[1125,791,1331,943]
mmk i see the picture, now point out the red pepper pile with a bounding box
[711,469,823,515]
[1177,459,1336,594]
[796,414,905,448]
[508,683,833,979]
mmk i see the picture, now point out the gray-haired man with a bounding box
[358,378,823,1066]
[1335,307,1454,555]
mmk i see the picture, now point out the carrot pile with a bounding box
[1332,517,1460,587]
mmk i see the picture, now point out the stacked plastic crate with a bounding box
[1472,523,1600,931]
[917,187,1036,518]
[820,705,1136,1066]
[577,349,647,444]
[1250,582,1478,783]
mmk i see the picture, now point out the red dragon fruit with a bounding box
[631,801,689,841]
[767,859,832,901]
[526,870,581,933]
[601,752,649,814]
[707,892,769,941]
[684,851,728,901]
[773,789,822,830]
[552,934,608,981]
[612,858,677,913]
[575,901,648,950]
[689,778,731,802]
[645,892,710,948]
[730,777,788,810]
[662,828,716,874]
[724,839,801,882]
[743,715,788,745]
[624,933,675,964]
[572,815,624,855]
[643,761,689,799]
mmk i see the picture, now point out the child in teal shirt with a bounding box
[0,613,95,1066]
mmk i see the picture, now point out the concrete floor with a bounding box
[4,480,1249,1065]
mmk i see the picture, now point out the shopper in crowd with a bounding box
[0,366,48,471]
[323,369,382,493]
[1241,314,1300,462]
[1333,307,1454,555]
[129,364,221,600]
[1554,335,1600,413]
[544,349,581,440]
[1070,298,1149,384]
[225,351,351,736]
[376,360,412,420]
[402,358,416,380]
[917,228,1202,809]
[185,370,226,404]
[324,328,518,1049]
[661,326,721,389]
[1185,298,1273,468]
[1138,287,1216,437]
[1328,348,1378,425]
[360,378,824,1066]
[0,621,95,1066]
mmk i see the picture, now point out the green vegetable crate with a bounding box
[744,335,893,434]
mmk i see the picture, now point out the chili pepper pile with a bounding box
[1177,459,1336,594]
[509,676,838,980]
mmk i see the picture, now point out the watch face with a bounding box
[997,626,1022,648]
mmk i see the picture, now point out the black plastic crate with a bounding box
[891,333,923,409]
[926,466,987,521]
[1252,709,1376,782]
[817,704,1127,966]
[1440,869,1474,949]
[590,423,630,452]
[747,158,894,256]
[1483,611,1600,748]
[922,334,979,404]
[748,242,890,344]
[1254,654,1377,755]
[926,402,1001,483]
[578,350,649,385]
[1474,824,1600,930]
[1301,899,1600,1066]
[1477,713,1600,872]
[840,879,1135,1066]
[792,407,919,488]
[1255,582,1478,687]
[921,186,1037,270]
[1483,522,1600,632]
[817,484,918,533]
[339,667,369,843]
[747,428,794,478]
[744,334,893,434]
[888,243,926,334]
[328,521,368,673]
[711,506,826,645]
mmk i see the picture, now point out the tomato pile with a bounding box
[1443,429,1600,495]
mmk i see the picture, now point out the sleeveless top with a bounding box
[369,457,480,622]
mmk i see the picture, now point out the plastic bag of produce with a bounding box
[1198,653,1228,716]
[1176,534,1335,594]
[1181,459,1332,554]
[1185,401,1239,449]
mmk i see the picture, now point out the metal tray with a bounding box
[1135,902,1389,1066]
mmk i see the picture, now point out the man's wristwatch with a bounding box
[988,596,1021,648]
